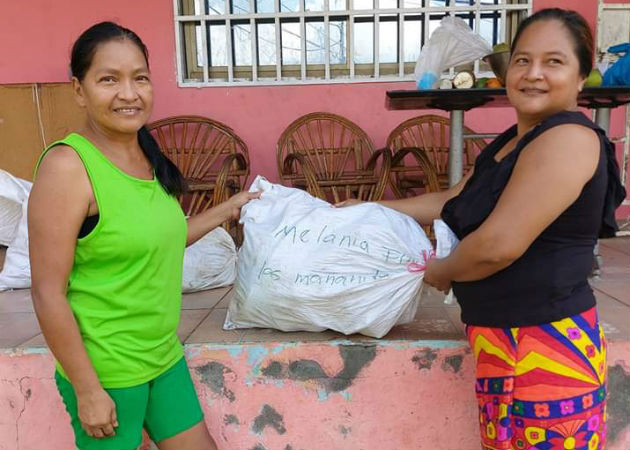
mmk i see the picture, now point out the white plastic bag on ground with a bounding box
[0,168,238,293]
[415,16,492,89]
[182,227,237,293]
[0,171,32,291]
[224,176,434,338]
[0,170,31,246]
[433,219,460,305]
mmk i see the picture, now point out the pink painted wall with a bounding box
[0,0,627,216]
[2,341,629,450]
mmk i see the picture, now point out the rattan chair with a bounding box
[147,115,249,243]
[277,112,391,203]
[387,114,487,196]
[147,115,250,216]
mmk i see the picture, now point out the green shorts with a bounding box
[55,357,204,450]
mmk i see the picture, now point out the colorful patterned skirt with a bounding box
[467,306,607,450]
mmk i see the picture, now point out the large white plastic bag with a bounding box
[0,203,32,291]
[0,170,32,291]
[0,170,31,246]
[182,227,237,293]
[434,219,459,260]
[224,176,434,338]
[415,16,492,89]
[433,219,460,305]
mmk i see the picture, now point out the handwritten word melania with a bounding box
[274,224,370,254]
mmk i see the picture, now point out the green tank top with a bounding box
[36,133,186,388]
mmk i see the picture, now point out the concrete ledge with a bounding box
[1,339,628,450]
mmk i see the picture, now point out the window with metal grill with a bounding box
[174,0,531,86]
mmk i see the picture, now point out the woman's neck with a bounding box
[515,118,540,140]
[515,103,579,138]
[80,121,141,157]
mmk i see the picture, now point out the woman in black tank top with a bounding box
[428,10,625,450]
[338,8,624,450]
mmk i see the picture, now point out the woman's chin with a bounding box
[105,119,146,135]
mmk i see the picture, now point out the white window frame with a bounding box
[173,0,532,87]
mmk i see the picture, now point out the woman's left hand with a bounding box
[224,190,261,220]
[424,258,452,294]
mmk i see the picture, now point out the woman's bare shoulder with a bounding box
[37,145,83,174]
[518,123,600,182]
[33,145,91,202]
[526,123,599,160]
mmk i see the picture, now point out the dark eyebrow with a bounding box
[512,50,568,58]
[544,51,568,58]
[93,66,149,75]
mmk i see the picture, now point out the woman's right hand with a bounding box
[76,388,118,438]
[334,198,364,208]
[224,190,262,220]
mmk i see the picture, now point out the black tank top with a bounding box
[441,110,625,327]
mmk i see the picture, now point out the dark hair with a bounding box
[71,22,187,196]
[510,8,594,78]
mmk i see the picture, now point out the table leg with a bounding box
[594,107,611,133]
[449,110,464,187]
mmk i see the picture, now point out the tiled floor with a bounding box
[0,238,628,348]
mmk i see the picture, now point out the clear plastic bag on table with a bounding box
[182,226,237,293]
[433,219,460,305]
[415,16,492,89]
[224,176,434,338]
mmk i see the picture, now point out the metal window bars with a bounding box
[174,0,531,86]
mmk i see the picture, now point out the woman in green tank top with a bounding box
[28,22,258,450]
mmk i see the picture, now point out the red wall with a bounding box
[0,0,627,215]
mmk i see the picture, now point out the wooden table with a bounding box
[386,86,630,186]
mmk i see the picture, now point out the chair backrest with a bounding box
[386,114,486,178]
[147,115,250,215]
[277,112,389,202]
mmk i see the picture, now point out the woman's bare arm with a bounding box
[427,124,600,287]
[185,190,261,246]
[28,147,117,438]
[337,168,474,225]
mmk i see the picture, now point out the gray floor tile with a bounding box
[17,333,47,348]
[598,243,629,269]
[591,255,629,306]
[214,288,234,308]
[600,237,630,255]
[418,286,454,308]
[185,308,245,344]
[444,306,466,335]
[181,286,231,310]
[177,309,211,342]
[592,279,630,307]
[0,312,41,348]
[591,242,628,306]
[405,306,465,340]
[0,288,34,313]
[595,290,630,341]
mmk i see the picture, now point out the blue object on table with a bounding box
[417,72,438,90]
[603,43,630,87]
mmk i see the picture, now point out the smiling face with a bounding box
[506,19,586,125]
[73,38,153,137]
